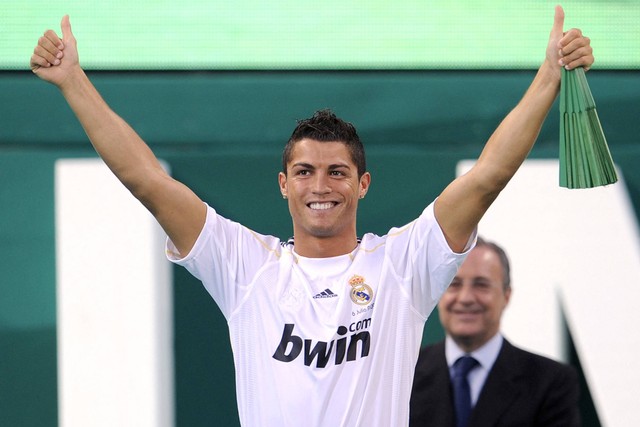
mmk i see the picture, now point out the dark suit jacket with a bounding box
[409,338,580,427]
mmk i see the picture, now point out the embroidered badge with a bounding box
[348,275,373,305]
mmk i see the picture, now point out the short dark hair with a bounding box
[282,109,366,178]
[475,237,511,291]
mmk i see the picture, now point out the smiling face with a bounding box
[278,138,370,257]
[438,245,511,352]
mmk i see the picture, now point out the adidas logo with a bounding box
[313,288,338,299]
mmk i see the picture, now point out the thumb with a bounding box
[61,15,74,41]
[550,5,565,40]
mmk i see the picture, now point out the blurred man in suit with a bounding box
[410,237,580,427]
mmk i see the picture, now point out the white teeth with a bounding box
[309,202,335,210]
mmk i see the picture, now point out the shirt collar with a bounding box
[445,332,504,371]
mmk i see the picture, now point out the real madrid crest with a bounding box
[348,275,373,305]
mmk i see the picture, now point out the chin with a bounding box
[307,227,336,238]
[306,221,344,237]
[450,325,482,338]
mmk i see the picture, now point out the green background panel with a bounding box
[3,0,640,70]
[1,70,638,426]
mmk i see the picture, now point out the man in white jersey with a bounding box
[31,6,593,426]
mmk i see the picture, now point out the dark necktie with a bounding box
[452,355,479,427]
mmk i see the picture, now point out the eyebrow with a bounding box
[291,162,314,170]
[290,162,352,170]
[451,275,492,283]
[328,164,351,170]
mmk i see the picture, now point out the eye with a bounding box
[448,280,462,291]
[330,170,345,176]
[473,280,492,292]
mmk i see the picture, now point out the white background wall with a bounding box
[56,159,174,427]
[459,160,640,427]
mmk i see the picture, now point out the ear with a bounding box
[358,172,371,199]
[503,286,512,306]
[278,171,288,198]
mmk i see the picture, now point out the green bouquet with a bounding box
[559,67,617,188]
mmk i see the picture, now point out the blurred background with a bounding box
[1,1,639,426]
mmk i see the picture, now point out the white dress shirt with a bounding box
[445,333,504,407]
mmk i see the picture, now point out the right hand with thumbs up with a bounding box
[30,15,81,89]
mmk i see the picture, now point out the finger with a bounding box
[562,46,594,71]
[61,15,74,42]
[550,5,565,43]
[34,43,62,65]
[558,28,593,70]
[42,29,64,51]
[558,28,584,53]
[30,53,51,71]
[39,32,64,57]
[560,33,590,56]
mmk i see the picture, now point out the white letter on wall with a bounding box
[458,159,640,427]
[55,159,174,427]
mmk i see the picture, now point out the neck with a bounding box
[292,234,358,258]
[452,336,485,354]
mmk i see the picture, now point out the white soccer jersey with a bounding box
[167,201,472,427]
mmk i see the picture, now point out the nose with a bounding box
[456,283,476,304]
[311,173,331,194]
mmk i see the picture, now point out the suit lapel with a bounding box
[470,339,523,426]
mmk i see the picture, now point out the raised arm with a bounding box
[434,6,594,252]
[31,16,206,257]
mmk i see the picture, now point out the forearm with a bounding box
[434,61,561,252]
[474,60,560,189]
[59,67,165,194]
[57,68,205,255]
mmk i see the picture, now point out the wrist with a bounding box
[59,66,87,93]
[537,60,562,91]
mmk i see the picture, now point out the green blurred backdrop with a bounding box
[1,1,639,426]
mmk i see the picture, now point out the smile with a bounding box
[308,202,337,210]
[452,309,482,316]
